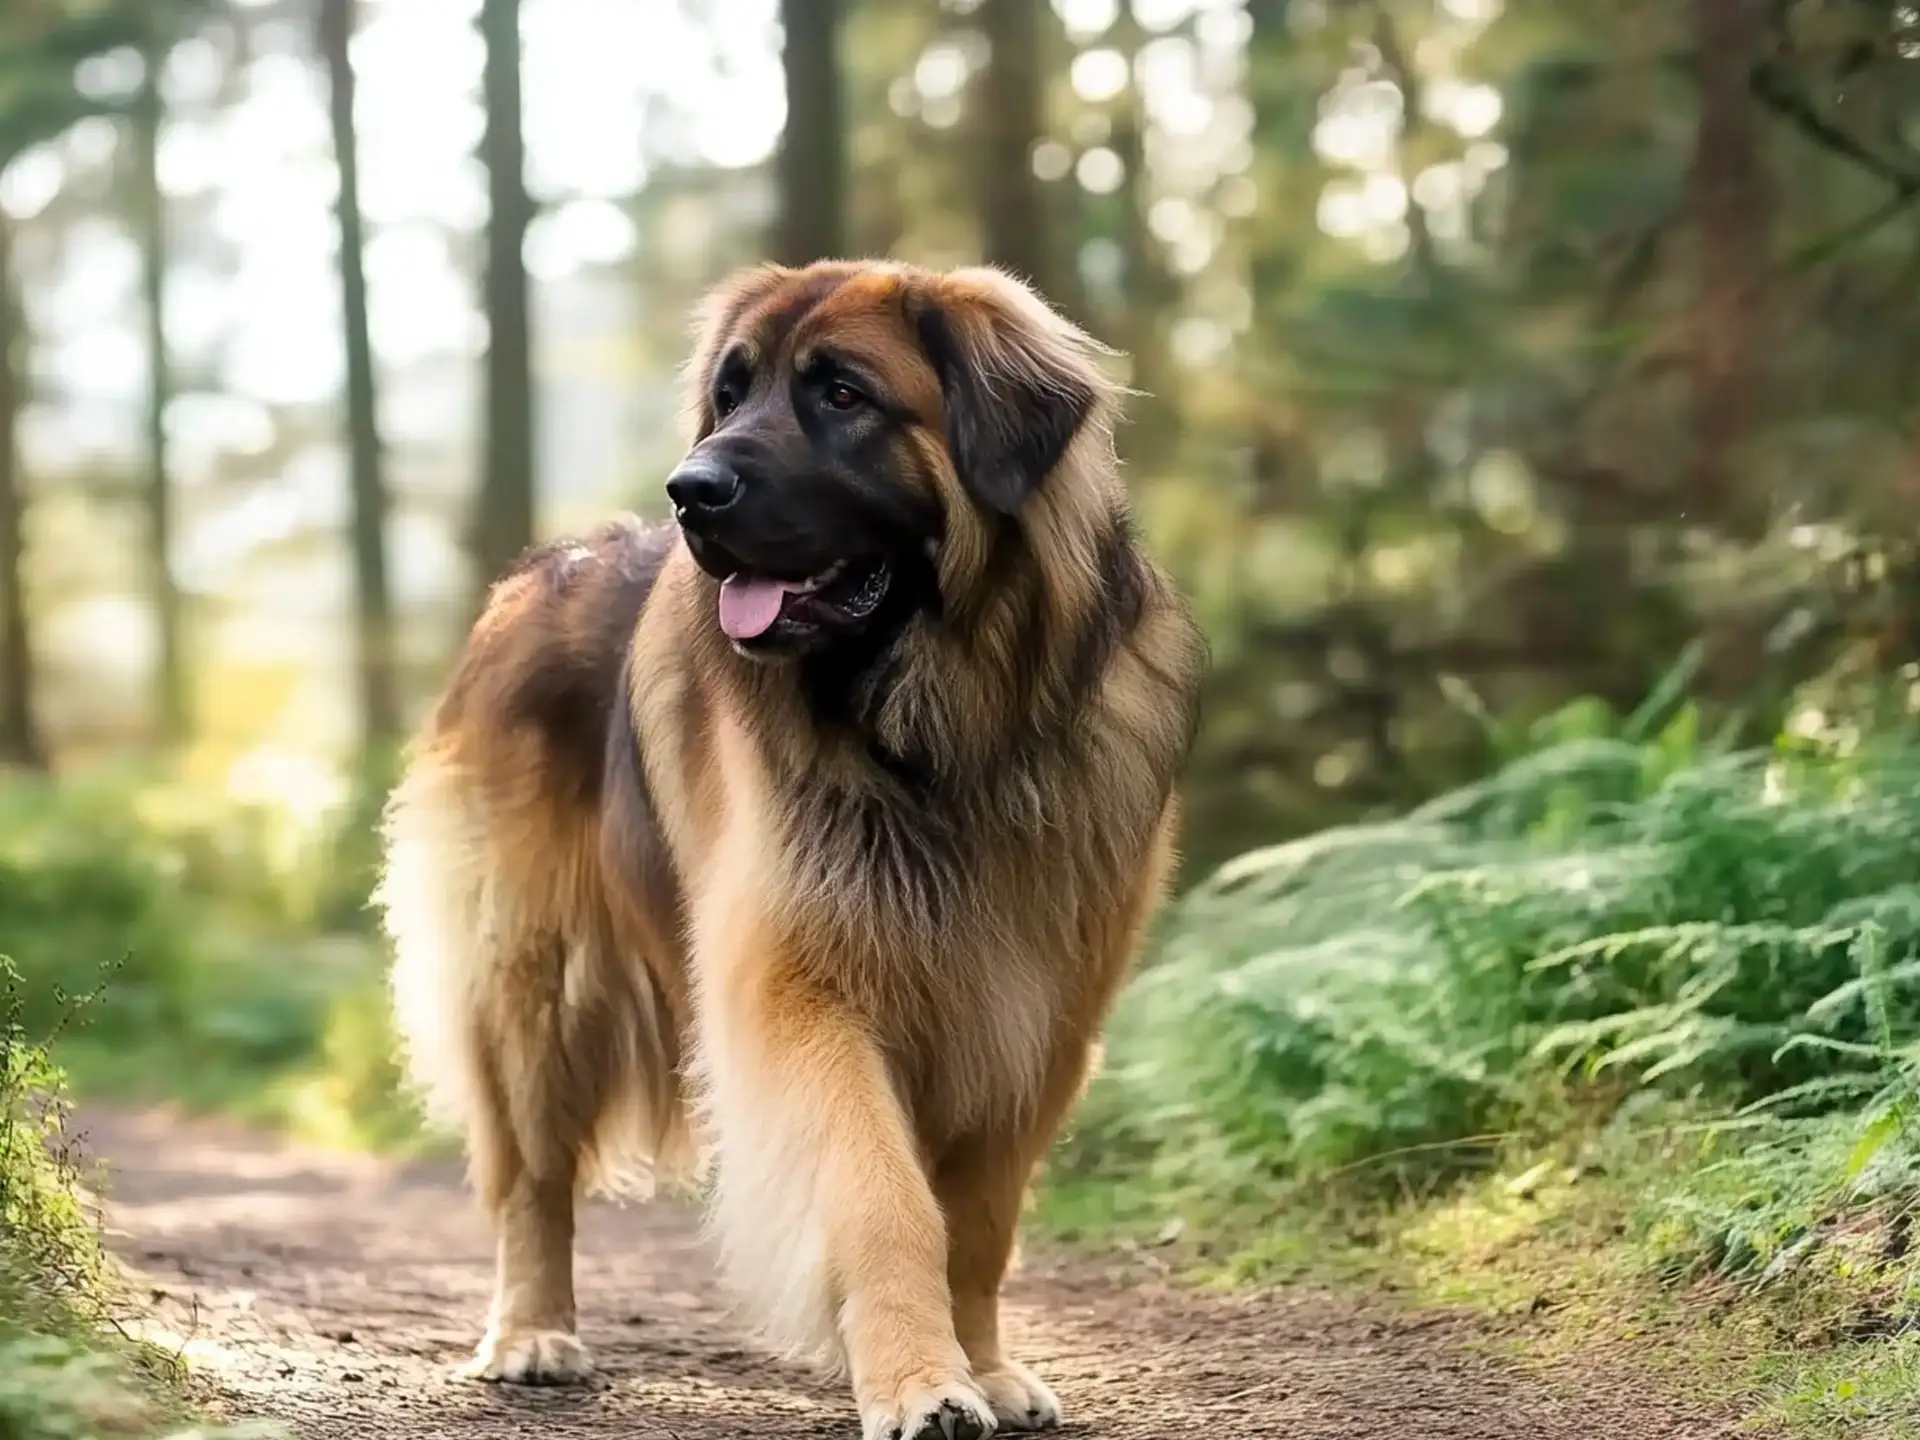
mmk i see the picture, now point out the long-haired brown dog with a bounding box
[374,259,1204,1440]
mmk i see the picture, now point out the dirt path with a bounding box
[75,1107,1741,1439]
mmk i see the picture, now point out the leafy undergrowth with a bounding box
[1041,687,1920,1437]
[0,956,281,1440]
[0,756,398,1434]
[0,762,424,1152]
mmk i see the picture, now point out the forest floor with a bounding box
[76,1105,1757,1440]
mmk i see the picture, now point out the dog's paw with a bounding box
[456,1329,594,1386]
[861,1375,998,1440]
[975,1359,1061,1432]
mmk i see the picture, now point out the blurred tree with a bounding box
[0,0,186,767]
[774,0,847,265]
[473,0,536,602]
[1106,1,1180,464]
[1,0,1915,849]
[1688,0,1773,535]
[839,1,970,264]
[133,12,185,746]
[1240,0,1315,483]
[0,212,37,769]
[975,0,1050,292]
[319,0,399,754]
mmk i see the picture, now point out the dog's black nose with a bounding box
[666,456,742,516]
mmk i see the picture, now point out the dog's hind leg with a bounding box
[451,928,607,1385]
[378,763,618,1386]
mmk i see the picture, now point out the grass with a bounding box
[0,954,282,1440]
[1037,683,1920,1437]
[1040,1116,1918,1435]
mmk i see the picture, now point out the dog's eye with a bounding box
[823,380,864,412]
[713,386,739,419]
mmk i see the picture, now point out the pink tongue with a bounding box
[718,575,803,640]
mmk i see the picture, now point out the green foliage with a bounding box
[277,975,435,1156]
[306,748,399,937]
[0,956,279,1440]
[1081,695,1920,1244]
[0,1335,266,1440]
[0,1328,280,1440]
[0,766,404,1142]
[1053,683,1920,1428]
[1629,1110,1919,1291]
[0,770,340,1079]
[0,956,106,1330]
[0,0,207,166]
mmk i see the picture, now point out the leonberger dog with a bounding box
[374,259,1204,1439]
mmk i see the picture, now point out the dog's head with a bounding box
[668,260,1115,660]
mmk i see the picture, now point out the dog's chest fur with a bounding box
[630,688,1142,1143]
[776,773,1105,1136]
[617,537,1194,1148]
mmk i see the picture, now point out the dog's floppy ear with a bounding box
[679,263,792,444]
[911,268,1114,518]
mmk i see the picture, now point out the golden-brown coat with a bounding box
[375,260,1204,1440]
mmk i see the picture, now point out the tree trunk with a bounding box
[136,37,186,746]
[1109,1,1180,465]
[320,0,401,753]
[774,0,846,266]
[1242,0,1302,502]
[0,214,44,770]
[1689,0,1772,535]
[473,0,536,602]
[976,0,1050,293]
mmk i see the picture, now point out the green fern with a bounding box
[1094,734,1920,1202]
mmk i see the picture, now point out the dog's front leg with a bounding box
[699,958,997,1440]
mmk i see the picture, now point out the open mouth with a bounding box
[717,557,893,644]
